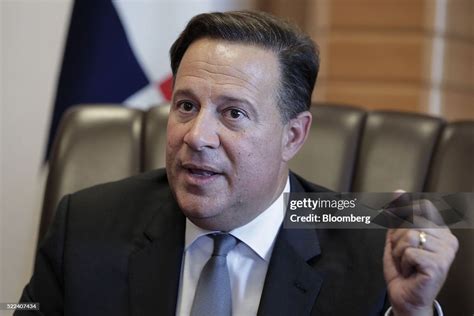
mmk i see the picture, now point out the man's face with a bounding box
[166,38,291,231]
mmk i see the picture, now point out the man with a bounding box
[18,11,458,316]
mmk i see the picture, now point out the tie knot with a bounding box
[210,233,237,257]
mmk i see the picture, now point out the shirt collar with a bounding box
[184,176,290,262]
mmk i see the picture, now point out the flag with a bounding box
[47,0,251,158]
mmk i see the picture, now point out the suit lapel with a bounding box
[257,174,325,315]
[129,194,185,316]
[258,228,323,316]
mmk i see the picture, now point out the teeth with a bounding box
[190,169,216,176]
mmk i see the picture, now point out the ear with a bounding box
[281,111,312,162]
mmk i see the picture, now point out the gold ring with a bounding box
[418,231,427,249]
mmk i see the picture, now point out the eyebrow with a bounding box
[172,89,197,103]
[216,95,253,106]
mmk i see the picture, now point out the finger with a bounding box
[392,231,452,267]
[390,228,438,245]
[391,227,459,270]
[400,246,455,283]
[390,218,448,244]
[414,199,446,227]
[412,215,441,230]
[384,192,448,229]
[390,228,408,244]
[411,216,455,244]
[383,229,399,282]
[392,230,436,258]
[384,190,415,221]
[400,247,439,278]
[384,205,416,223]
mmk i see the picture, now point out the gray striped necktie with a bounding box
[190,233,238,316]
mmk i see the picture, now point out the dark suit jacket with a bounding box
[17,169,388,315]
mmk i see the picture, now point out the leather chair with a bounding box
[40,103,474,315]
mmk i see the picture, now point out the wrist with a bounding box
[386,300,443,316]
[391,306,434,316]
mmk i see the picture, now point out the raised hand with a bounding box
[383,198,458,316]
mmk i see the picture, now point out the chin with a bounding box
[175,192,223,220]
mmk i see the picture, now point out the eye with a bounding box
[177,101,196,113]
[223,108,248,120]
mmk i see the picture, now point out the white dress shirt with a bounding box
[175,177,290,316]
[174,175,444,316]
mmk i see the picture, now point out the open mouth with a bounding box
[187,168,218,177]
[182,163,221,178]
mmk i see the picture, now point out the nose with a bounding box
[183,110,220,151]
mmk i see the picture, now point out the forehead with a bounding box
[175,38,280,98]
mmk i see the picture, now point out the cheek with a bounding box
[166,125,185,172]
[234,134,283,172]
[229,140,283,203]
[166,122,185,151]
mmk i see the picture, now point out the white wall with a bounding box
[1,1,73,313]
